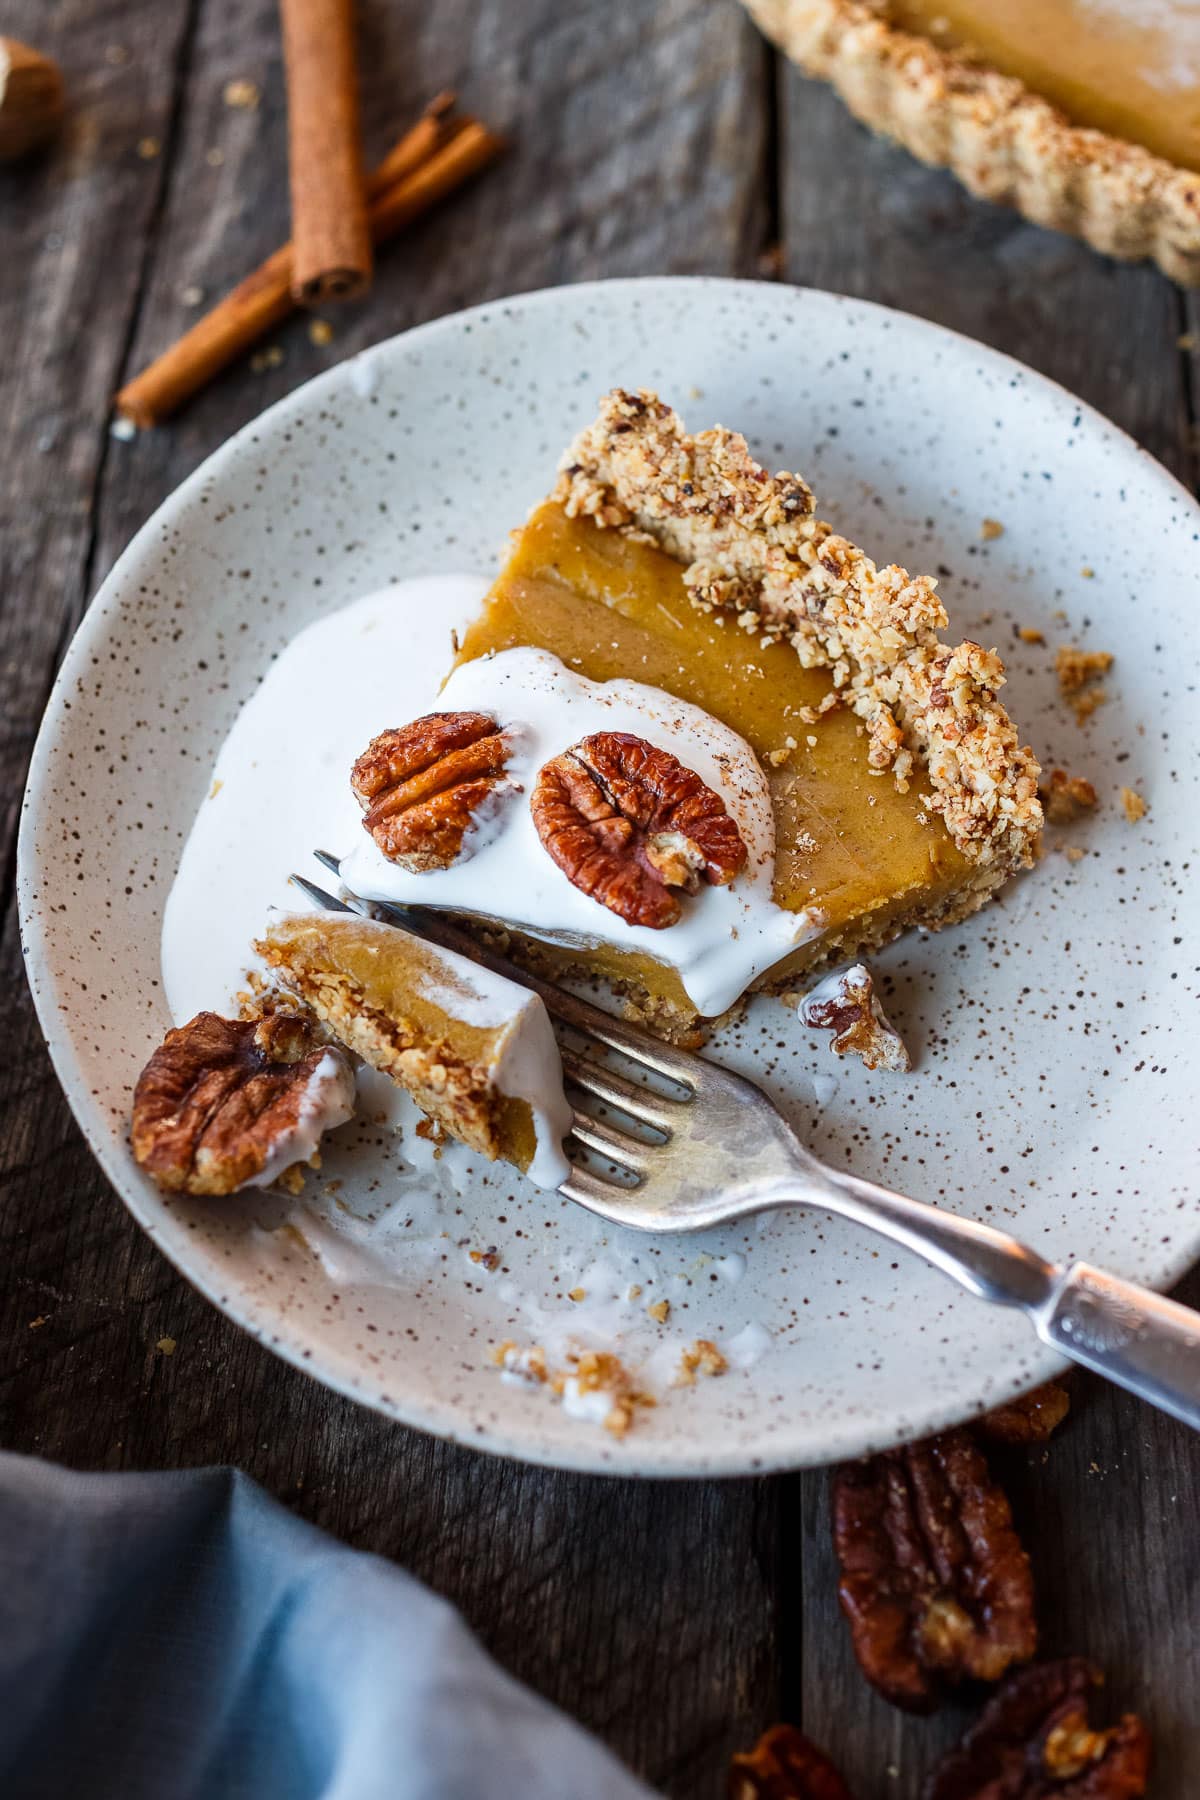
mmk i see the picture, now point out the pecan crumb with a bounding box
[1055,646,1113,725]
[800,965,911,1074]
[492,1340,549,1385]
[1119,786,1147,823]
[728,1723,856,1799]
[980,518,1005,541]
[223,77,260,109]
[676,1338,727,1385]
[648,1298,670,1323]
[978,1379,1071,1446]
[1040,769,1097,825]
[1017,625,1044,643]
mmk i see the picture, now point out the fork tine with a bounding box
[559,1047,677,1133]
[289,874,355,913]
[319,855,701,1090]
[567,1112,651,1177]
[559,1165,635,1209]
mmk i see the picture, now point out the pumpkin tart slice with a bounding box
[429,389,1042,1039]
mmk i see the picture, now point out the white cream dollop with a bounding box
[341,646,817,1018]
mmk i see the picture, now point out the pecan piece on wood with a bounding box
[131,1010,355,1195]
[530,731,748,928]
[926,1658,1151,1800]
[728,1725,856,1800]
[832,1427,1036,1712]
[977,1380,1071,1447]
[351,710,512,871]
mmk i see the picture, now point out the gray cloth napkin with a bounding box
[0,1451,657,1800]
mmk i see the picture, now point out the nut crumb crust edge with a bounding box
[738,0,1200,287]
[554,389,1042,875]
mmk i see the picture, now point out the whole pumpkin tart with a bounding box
[741,0,1200,283]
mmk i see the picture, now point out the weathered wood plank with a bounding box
[90,0,773,580]
[777,67,1200,1798]
[2,4,775,1796]
[0,0,196,881]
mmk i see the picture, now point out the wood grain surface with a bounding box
[0,4,1196,1795]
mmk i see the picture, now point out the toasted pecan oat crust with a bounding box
[555,390,1042,877]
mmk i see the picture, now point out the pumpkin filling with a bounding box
[888,0,1200,173]
[448,498,1013,1034]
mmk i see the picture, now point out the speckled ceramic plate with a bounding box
[18,278,1200,1475]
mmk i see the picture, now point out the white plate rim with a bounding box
[17,274,1200,1476]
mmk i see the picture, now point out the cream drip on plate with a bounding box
[342,645,819,1018]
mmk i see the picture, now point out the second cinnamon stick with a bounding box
[114,112,503,429]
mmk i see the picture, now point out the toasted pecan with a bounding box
[530,731,747,928]
[728,1724,856,1800]
[833,1428,1036,1712]
[131,1010,352,1195]
[926,1658,1151,1800]
[977,1380,1071,1447]
[351,710,512,871]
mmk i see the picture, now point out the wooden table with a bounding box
[2,3,1197,1793]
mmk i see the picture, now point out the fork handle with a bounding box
[816,1167,1200,1430]
[1034,1262,1200,1432]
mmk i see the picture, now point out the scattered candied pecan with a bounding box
[799,964,911,1073]
[832,1427,1036,1713]
[530,731,747,928]
[977,1380,1071,1447]
[351,710,512,871]
[925,1658,1151,1800]
[131,1010,353,1195]
[728,1724,856,1800]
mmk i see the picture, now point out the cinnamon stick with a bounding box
[114,108,502,430]
[279,0,371,304]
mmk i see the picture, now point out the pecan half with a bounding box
[530,731,748,928]
[729,1725,856,1800]
[926,1659,1151,1800]
[832,1428,1036,1712]
[131,1010,354,1195]
[799,964,911,1072]
[351,710,512,871]
[977,1380,1071,1447]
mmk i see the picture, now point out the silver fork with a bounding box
[292,854,1200,1432]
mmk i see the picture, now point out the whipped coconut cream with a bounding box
[410,954,573,1190]
[162,575,490,1026]
[161,574,579,1190]
[252,1048,357,1189]
[342,646,819,1019]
